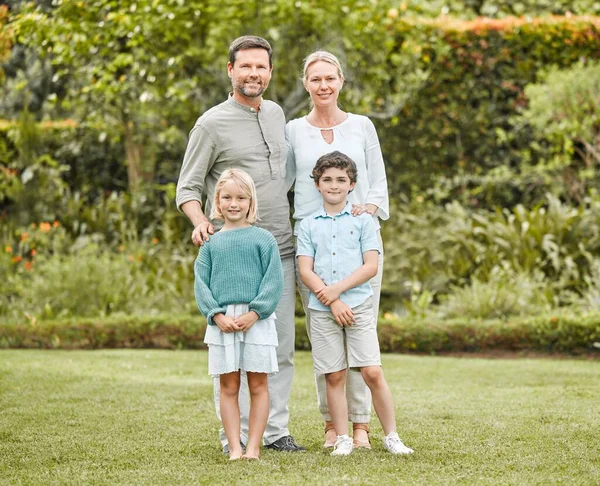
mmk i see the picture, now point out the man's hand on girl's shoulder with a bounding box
[192,221,215,246]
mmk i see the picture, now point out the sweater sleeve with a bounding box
[249,237,284,319]
[194,244,227,326]
[363,117,390,221]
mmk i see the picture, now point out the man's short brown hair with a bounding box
[311,151,358,184]
[229,36,273,67]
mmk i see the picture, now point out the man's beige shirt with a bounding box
[176,96,293,258]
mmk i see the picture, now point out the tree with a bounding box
[10,0,441,192]
[0,5,13,85]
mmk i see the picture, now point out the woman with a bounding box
[286,50,390,449]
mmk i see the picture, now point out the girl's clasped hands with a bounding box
[213,311,259,333]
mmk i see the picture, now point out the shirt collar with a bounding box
[227,93,261,114]
[314,201,352,219]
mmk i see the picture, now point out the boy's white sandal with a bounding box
[382,432,414,455]
[330,434,354,456]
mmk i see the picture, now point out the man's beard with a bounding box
[237,79,265,98]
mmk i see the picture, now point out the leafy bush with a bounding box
[1,242,196,321]
[2,312,598,355]
[575,259,600,312]
[379,16,600,205]
[437,266,551,319]
[381,194,600,312]
[521,61,600,201]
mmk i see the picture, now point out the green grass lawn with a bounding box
[1,350,598,485]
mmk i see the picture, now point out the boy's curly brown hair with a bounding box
[311,151,358,184]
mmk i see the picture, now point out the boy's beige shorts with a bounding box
[309,297,382,374]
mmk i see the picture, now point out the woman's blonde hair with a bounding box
[302,50,345,82]
[210,169,258,224]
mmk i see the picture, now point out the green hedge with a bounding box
[381,16,600,204]
[2,313,599,355]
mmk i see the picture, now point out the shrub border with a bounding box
[1,313,599,355]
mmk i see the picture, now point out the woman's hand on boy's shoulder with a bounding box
[351,203,378,217]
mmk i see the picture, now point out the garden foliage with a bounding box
[2,313,598,355]
[2,6,600,344]
[378,16,600,205]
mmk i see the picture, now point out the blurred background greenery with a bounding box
[1,0,600,325]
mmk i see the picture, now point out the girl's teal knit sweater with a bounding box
[194,225,284,326]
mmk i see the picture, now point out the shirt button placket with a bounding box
[257,110,275,180]
[332,217,337,282]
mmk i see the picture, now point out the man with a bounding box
[176,36,304,452]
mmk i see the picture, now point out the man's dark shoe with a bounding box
[222,441,246,456]
[265,435,306,452]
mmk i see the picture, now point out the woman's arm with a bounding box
[285,122,297,191]
[363,117,390,220]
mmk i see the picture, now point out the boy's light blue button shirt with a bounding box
[296,202,381,311]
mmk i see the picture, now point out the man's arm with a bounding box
[181,201,214,246]
[316,250,378,306]
[176,124,218,246]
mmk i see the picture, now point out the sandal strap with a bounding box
[324,421,336,433]
[352,423,370,434]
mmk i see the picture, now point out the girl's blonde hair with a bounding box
[210,169,258,224]
[302,50,345,83]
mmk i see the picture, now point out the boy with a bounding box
[296,151,414,457]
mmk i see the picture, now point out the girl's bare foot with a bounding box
[242,446,260,460]
[241,453,260,460]
[229,448,243,461]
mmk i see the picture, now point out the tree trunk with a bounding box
[123,120,142,193]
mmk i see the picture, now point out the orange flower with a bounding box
[128,255,136,262]
[53,221,60,228]
[20,232,28,242]
[40,222,52,233]
[4,246,11,253]
[24,261,33,271]
[30,249,37,257]
[152,238,159,245]
[11,256,23,263]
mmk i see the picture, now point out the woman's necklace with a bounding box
[308,110,346,145]
[321,129,334,144]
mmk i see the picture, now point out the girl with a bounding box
[195,168,283,460]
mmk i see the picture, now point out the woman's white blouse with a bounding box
[285,113,390,234]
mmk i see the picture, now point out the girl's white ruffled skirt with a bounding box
[204,303,279,377]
